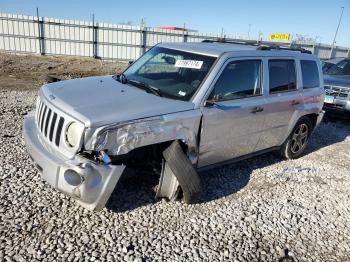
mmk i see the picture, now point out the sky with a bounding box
[1,0,349,47]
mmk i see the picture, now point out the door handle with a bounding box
[290,100,300,106]
[251,106,264,113]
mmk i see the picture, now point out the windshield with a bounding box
[327,60,350,76]
[121,46,217,101]
[322,62,335,74]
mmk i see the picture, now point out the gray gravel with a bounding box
[1,90,350,261]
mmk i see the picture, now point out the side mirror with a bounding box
[204,100,216,107]
[204,94,220,107]
[128,60,134,66]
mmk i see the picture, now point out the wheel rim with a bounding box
[290,123,309,154]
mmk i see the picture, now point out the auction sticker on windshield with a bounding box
[175,60,203,69]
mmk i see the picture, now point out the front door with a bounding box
[198,58,267,168]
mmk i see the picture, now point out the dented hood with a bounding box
[41,75,194,127]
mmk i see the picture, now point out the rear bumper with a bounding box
[23,111,125,211]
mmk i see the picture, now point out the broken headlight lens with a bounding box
[66,122,84,147]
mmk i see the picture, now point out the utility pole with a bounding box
[248,24,251,40]
[140,18,146,29]
[330,6,344,58]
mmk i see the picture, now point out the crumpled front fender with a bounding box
[84,110,203,164]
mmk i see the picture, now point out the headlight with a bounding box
[66,122,84,147]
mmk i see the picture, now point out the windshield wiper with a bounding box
[127,79,162,97]
[114,75,162,97]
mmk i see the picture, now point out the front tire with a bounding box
[280,117,312,159]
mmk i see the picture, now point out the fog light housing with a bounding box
[64,169,83,186]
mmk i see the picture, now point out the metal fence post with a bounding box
[141,28,147,55]
[92,24,98,58]
[183,32,188,42]
[36,8,45,55]
[92,14,98,58]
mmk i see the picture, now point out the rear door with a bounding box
[255,58,303,151]
[198,58,267,168]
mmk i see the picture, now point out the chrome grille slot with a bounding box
[44,109,52,137]
[37,102,44,127]
[56,117,65,147]
[40,105,47,132]
[324,85,350,98]
[36,101,43,124]
[35,98,66,149]
[49,113,58,142]
[338,88,349,98]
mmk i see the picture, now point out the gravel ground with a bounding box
[1,90,350,262]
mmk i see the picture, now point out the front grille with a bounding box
[36,99,65,147]
[324,85,350,98]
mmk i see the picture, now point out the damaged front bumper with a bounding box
[23,111,125,211]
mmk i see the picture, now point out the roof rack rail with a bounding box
[257,45,312,54]
[202,39,259,46]
[202,39,312,54]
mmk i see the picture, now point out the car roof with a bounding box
[158,42,317,60]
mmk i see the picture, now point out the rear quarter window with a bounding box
[301,60,320,89]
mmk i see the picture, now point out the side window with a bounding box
[269,60,297,93]
[209,60,262,101]
[301,60,320,88]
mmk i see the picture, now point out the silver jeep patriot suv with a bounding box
[23,41,325,210]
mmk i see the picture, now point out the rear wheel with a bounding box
[280,117,312,159]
